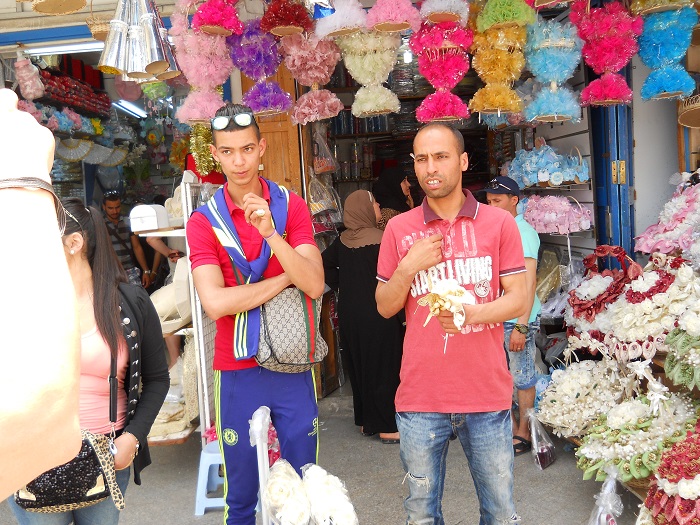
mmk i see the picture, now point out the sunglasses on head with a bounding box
[485,179,513,192]
[211,112,255,131]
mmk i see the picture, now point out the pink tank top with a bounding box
[79,325,129,433]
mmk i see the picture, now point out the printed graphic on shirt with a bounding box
[401,224,498,335]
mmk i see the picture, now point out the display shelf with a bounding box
[331,132,393,139]
[523,181,592,192]
[138,228,186,238]
[543,229,595,238]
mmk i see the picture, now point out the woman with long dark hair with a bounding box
[8,198,169,525]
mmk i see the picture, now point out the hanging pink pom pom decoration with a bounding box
[192,0,244,37]
[281,32,344,124]
[580,72,633,106]
[260,0,313,36]
[175,90,225,127]
[171,0,235,125]
[409,22,473,122]
[280,33,341,87]
[570,0,642,106]
[367,0,422,33]
[292,90,344,125]
[416,91,470,122]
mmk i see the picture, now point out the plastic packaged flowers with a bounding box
[302,464,359,525]
[638,7,697,100]
[536,359,627,438]
[642,428,700,525]
[570,0,643,106]
[263,459,311,525]
[576,392,699,483]
[335,31,401,117]
[524,194,592,235]
[14,58,45,101]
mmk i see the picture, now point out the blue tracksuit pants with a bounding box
[214,367,319,525]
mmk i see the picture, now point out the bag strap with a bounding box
[105,219,136,266]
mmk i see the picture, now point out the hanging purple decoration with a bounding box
[228,18,282,80]
[242,80,293,115]
[228,18,292,115]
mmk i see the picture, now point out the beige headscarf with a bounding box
[339,190,384,248]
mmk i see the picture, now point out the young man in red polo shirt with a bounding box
[186,103,324,525]
[376,122,528,525]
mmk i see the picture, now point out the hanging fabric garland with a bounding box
[335,31,402,118]
[315,0,366,40]
[228,18,292,116]
[260,0,313,36]
[524,17,583,123]
[191,0,244,36]
[419,0,470,25]
[570,0,643,107]
[638,7,698,100]
[366,0,421,33]
[280,33,344,125]
[409,21,473,122]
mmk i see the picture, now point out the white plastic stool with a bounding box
[194,440,225,516]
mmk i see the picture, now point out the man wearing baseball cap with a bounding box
[482,176,541,457]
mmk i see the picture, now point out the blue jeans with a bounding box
[503,318,540,390]
[396,411,519,525]
[8,467,130,525]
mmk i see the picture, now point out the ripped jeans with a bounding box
[396,411,519,525]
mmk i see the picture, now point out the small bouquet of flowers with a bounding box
[536,359,627,438]
[640,426,700,525]
[417,277,476,353]
[576,391,698,483]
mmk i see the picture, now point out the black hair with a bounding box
[212,103,261,142]
[373,167,410,213]
[415,122,465,154]
[62,197,128,358]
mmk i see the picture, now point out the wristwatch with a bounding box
[514,323,529,335]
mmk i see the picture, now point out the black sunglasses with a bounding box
[485,179,513,192]
[211,113,255,131]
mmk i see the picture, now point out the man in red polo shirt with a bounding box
[186,103,324,525]
[376,122,528,525]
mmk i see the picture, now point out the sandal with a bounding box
[513,436,532,456]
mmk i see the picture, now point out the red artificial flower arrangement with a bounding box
[260,0,313,36]
[568,245,643,322]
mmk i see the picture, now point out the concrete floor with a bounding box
[0,387,643,524]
